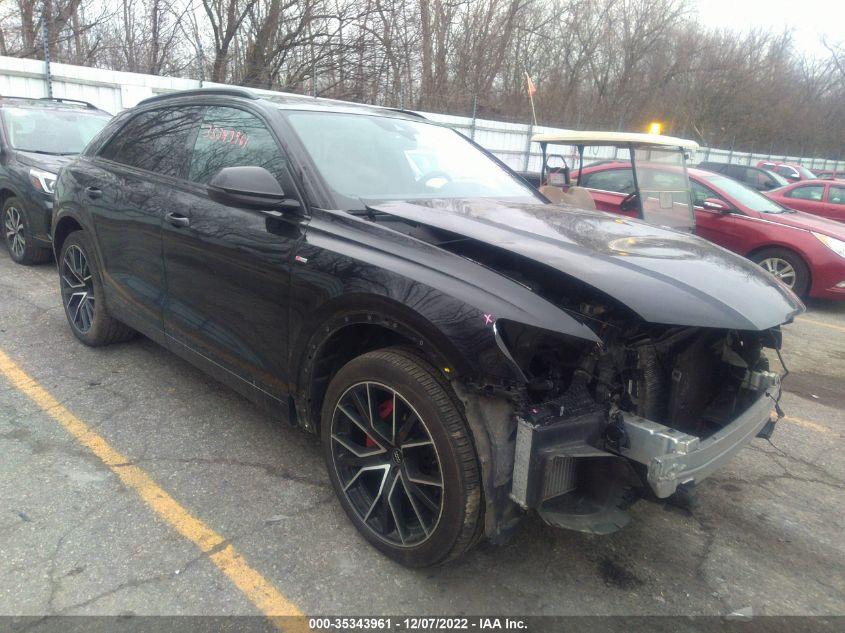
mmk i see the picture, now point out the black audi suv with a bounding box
[1,96,111,264]
[53,88,802,566]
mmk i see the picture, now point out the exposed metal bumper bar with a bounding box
[617,371,781,498]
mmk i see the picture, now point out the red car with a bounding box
[763,180,845,224]
[756,161,816,183]
[572,162,845,299]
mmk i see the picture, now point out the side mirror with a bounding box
[702,198,732,213]
[207,166,300,212]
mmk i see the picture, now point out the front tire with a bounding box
[3,197,51,265]
[59,231,135,346]
[751,247,809,297]
[321,347,483,566]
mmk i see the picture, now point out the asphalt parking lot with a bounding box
[1,251,843,623]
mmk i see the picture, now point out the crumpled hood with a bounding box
[15,151,74,174]
[368,198,804,331]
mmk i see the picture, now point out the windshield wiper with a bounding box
[17,149,76,156]
[349,205,393,219]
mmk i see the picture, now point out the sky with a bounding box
[693,0,845,58]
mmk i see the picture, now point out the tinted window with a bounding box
[2,107,109,154]
[723,165,747,181]
[829,186,845,205]
[99,107,202,177]
[188,106,286,184]
[786,185,824,201]
[581,168,635,194]
[775,165,799,179]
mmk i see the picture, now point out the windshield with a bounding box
[764,170,790,187]
[284,111,538,208]
[705,174,787,213]
[794,164,816,180]
[2,107,110,154]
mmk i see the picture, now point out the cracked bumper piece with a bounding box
[509,371,781,531]
[617,371,781,498]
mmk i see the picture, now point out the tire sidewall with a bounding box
[59,231,112,345]
[321,351,477,567]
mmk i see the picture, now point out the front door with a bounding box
[162,105,305,400]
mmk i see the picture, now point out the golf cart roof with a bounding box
[531,130,699,151]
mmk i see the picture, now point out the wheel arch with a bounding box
[0,187,18,207]
[52,214,85,260]
[746,243,812,291]
[292,294,475,435]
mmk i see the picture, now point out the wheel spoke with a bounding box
[400,471,430,536]
[362,465,391,521]
[386,471,407,545]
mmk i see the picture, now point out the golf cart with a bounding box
[531,131,700,232]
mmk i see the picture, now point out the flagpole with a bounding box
[524,70,537,126]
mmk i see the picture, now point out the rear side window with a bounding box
[775,165,798,179]
[786,185,824,201]
[581,168,634,194]
[829,186,845,205]
[723,165,747,181]
[98,107,202,177]
[188,106,286,184]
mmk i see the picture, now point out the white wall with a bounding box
[2,55,841,174]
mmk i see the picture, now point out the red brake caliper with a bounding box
[365,399,394,448]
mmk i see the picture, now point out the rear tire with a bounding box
[59,230,135,346]
[3,197,51,265]
[321,347,483,567]
[751,247,809,297]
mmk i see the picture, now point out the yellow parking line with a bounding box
[782,415,836,436]
[0,348,306,631]
[795,316,845,334]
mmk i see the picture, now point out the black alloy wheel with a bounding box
[330,380,444,547]
[58,231,135,346]
[61,244,96,334]
[322,347,483,567]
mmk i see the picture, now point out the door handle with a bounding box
[85,186,102,200]
[165,212,190,228]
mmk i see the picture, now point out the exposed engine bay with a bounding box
[502,314,779,440]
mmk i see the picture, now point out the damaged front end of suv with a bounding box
[501,314,782,534]
[368,198,803,538]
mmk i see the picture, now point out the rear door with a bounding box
[782,184,828,218]
[90,106,203,339]
[823,185,845,223]
[162,104,305,400]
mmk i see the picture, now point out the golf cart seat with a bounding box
[540,185,597,211]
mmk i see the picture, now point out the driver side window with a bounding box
[690,180,723,207]
[188,106,287,184]
[580,168,634,194]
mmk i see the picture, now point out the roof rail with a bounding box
[40,96,99,110]
[138,88,259,106]
[383,107,426,119]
